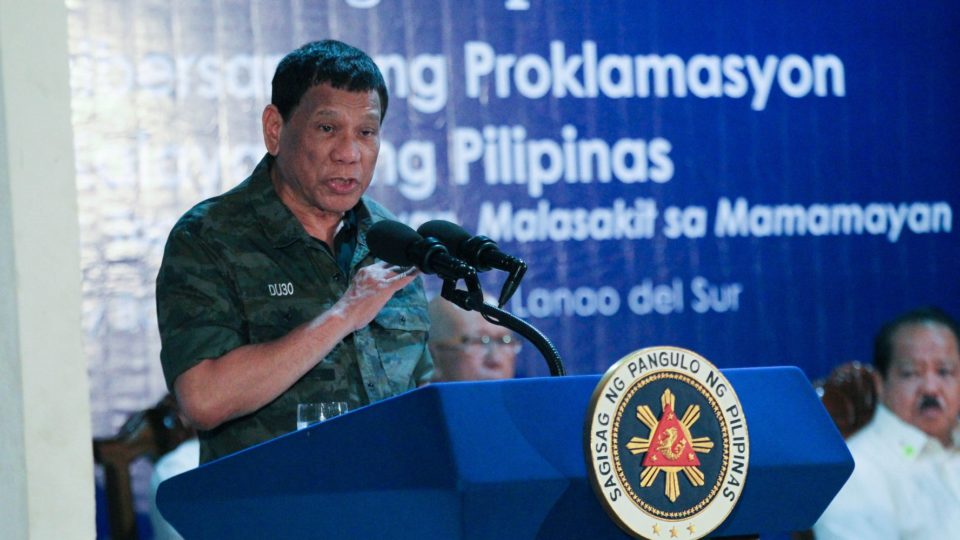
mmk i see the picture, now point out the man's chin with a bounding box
[315,193,362,214]
[915,416,954,441]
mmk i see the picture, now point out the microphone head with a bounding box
[418,219,497,270]
[417,220,471,250]
[367,220,422,266]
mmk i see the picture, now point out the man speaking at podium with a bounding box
[156,40,433,465]
[814,306,960,539]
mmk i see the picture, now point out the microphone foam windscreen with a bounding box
[367,220,421,266]
[417,220,471,250]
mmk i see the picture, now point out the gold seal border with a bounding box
[583,346,750,540]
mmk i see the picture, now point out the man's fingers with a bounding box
[394,265,417,277]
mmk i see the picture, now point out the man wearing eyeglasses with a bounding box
[427,297,519,382]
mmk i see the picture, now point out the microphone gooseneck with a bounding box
[439,280,565,377]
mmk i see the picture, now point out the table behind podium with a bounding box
[158,367,852,539]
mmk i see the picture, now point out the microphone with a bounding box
[366,220,477,281]
[417,220,527,306]
[417,220,523,272]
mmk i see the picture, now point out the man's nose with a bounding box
[486,345,516,364]
[331,135,361,163]
[921,371,942,392]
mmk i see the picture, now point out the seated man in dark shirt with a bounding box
[156,40,433,464]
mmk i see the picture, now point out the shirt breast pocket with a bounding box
[374,303,429,329]
[371,304,430,384]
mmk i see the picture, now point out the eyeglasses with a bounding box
[435,334,522,355]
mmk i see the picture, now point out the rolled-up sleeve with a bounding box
[156,226,245,391]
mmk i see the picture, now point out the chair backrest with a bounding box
[93,394,195,540]
[791,361,882,540]
[814,361,881,438]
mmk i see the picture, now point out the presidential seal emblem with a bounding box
[585,346,749,539]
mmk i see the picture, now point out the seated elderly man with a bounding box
[814,306,960,539]
[427,296,519,382]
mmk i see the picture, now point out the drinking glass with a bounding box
[320,401,349,421]
[297,401,349,429]
[297,403,322,430]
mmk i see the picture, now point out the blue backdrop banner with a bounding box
[356,1,959,378]
[69,0,959,387]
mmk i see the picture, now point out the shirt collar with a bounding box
[245,154,368,249]
[872,404,960,459]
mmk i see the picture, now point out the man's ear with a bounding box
[262,105,283,156]
[875,372,888,405]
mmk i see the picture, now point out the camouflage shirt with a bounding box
[156,154,433,464]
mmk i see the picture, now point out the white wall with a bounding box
[0,0,95,537]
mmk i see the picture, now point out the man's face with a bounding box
[434,313,518,382]
[265,83,381,217]
[881,322,960,446]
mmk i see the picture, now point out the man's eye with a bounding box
[318,124,333,132]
